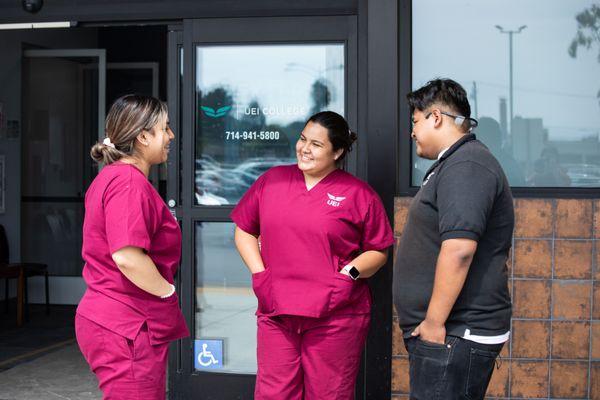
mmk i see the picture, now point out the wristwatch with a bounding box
[342,265,360,280]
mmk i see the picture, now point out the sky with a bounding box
[196,45,345,126]
[413,0,600,140]
[192,1,599,141]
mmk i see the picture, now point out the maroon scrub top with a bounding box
[231,165,394,318]
[77,162,189,344]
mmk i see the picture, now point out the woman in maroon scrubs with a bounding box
[232,111,394,399]
[76,94,188,400]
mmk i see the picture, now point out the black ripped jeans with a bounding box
[404,336,504,400]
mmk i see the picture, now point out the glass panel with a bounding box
[22,56,98,198]
[195,222,256,374]
[195,44,345,205]
[411,1,600,187]
[21,202,84,275]
[21,55,99,275]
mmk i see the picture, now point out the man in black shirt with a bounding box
[393,79,514,400]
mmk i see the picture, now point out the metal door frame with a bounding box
[167,15,360,399]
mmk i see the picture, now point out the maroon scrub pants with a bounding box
[255,313,370,400]
[75,314,169,400]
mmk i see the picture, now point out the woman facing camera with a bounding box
[76,94,188,400]
[232,111,394,399]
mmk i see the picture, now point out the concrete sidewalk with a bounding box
[0,343,100,400]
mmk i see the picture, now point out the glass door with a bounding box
[168,16,357,399]
[21,50,105,299]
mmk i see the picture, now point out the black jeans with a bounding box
[404,336,503,400]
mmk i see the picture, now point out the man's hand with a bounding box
[412,239,476,345]
[411,318,446,344]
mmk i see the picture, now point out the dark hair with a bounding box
[407,78,471,120]
[305,111,357,165]
[90,94,167,165]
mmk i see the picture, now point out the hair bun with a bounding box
[90,141,123,164]
[349,130,358,144]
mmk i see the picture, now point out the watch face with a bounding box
[349,266,360,280]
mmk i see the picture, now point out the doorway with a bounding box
[0,24,170,394]
[167,16,358,399]
[17,26,170,305]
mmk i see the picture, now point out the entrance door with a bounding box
[21,49,105,303]
[167,16,357,399]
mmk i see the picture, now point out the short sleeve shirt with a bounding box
[231,165,394,318]
[393,135,514,338]
[77,162,189,344]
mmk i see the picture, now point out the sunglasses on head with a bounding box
[425,110,478,132]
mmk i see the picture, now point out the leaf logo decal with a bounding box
[201,105,232,118]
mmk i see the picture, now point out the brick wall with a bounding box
[392,198,600,399]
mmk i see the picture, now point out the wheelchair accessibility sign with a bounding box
[194,339,223,370]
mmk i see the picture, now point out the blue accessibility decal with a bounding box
[194,339,223,370]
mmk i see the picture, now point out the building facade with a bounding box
[0,1,598,398]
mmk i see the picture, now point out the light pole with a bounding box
[495,24,527,135]
[471,81,478,119]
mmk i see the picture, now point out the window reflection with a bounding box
[412,1,600,187]
[195,222,257,373]
[195,44,345,204]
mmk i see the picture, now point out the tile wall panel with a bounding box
[392,198,599,400]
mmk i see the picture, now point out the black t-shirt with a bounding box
[393,134,514,338]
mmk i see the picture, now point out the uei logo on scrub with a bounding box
[422,171,435,186]
[201,105,232,118]
[326,193,346,207]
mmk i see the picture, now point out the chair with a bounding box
[0,224,49,327]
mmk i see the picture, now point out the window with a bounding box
[411,1,600,188]
[194,222,255,373]
[195,44,345,204]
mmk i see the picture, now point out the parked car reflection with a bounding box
[195,156,293,205]
[564,163,600,187]
[195,188,229,206]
